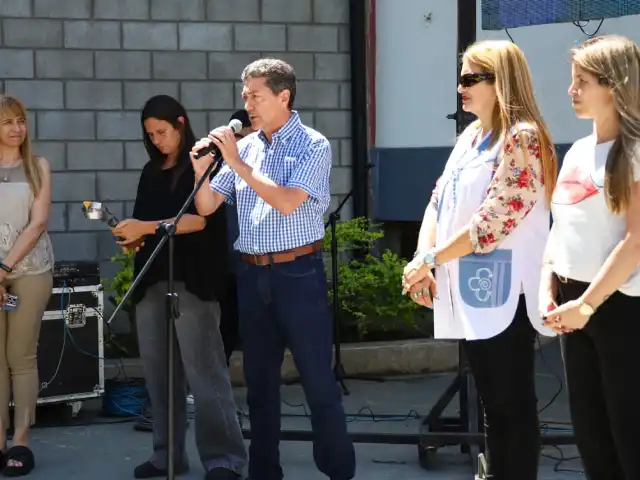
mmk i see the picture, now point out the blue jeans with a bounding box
[236,250,356,480]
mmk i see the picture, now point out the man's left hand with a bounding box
[208,126,241,167]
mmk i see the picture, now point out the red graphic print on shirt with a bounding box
[552,164,599,205]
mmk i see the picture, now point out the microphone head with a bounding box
[81,201,119,227]
[229,119,243,133]
[82,201,108,220]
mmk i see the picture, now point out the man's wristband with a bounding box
[0,262,13,274]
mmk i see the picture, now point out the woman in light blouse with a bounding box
[0,95,54,477]
[402,40,557,480]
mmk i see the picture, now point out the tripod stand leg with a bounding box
[465,368,481,476]
[333,360,349,396]
[475,453,488,480]
[418,342,485,470]
[329,210,351,396]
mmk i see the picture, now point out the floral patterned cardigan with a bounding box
[429,127,545,253]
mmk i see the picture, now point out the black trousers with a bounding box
[557,277,640,480]
[461,296,540,480]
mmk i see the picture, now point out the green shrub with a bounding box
[103,249,135,312]
[323,217,428,339]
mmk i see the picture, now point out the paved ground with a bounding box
[22,338,583,479]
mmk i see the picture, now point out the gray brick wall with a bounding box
[0,0,352,278]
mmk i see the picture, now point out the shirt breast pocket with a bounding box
[277,155,298,184]
[458,249,512,309]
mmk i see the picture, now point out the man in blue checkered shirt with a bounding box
[191,58,355,480]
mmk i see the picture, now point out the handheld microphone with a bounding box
[194,119,244,160]
[81,201,124,241]
[82,201,120,227]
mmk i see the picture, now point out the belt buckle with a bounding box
[253,254,261,265]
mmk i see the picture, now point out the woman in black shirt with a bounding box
[112,95,247,480]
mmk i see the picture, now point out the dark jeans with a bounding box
[461,296,540,480]
[557,277,640,480]
[236,250,355,480]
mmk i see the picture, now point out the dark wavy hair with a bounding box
[141,95,197,189]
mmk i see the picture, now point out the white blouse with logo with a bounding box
[428,124,556,340]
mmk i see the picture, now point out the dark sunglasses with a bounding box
[459,72,496,88]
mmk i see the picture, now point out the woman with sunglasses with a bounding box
[541,35,640,480]
[402,40,557,480]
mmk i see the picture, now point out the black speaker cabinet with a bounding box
[37,284,105,404]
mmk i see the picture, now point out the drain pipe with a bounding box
[348,0,370,219]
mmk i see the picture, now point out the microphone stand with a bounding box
[107,156,221,480]
[327,190,387,395]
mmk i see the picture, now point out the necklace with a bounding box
[0,157,22,182]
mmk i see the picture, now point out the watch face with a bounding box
[579,303,594,315]
[423,252,435,264]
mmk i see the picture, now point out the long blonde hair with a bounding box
[0,95,43,196]
[572,35,640,214]
[464,40,557,206]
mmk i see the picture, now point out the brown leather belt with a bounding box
[240,240,323,266]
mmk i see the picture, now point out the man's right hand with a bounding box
[190,137,215,179]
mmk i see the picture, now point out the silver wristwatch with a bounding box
[422,249,438,268]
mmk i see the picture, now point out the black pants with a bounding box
[557,277,640,480]
[219,273,240,365]
[461,296,540,480]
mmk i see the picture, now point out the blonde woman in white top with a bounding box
[541,35,640,479]
[403,41,557,480]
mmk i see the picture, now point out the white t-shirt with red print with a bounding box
[547,134,640,296]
